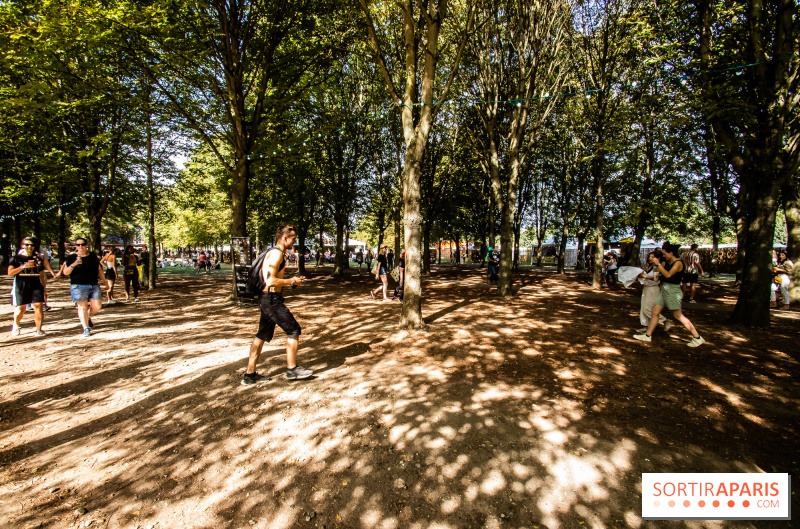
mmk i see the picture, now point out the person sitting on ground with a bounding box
[634,242,705,347]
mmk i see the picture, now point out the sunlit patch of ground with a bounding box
[0,265,797,529]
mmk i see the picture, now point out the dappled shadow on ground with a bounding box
[0,267,797,528]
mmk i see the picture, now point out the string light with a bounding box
[1,192,96,220]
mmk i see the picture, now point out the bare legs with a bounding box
[106,279,116,301]
[645,305,700,339]
[76,299,102,330]
[247,336,300,374]
[371,274,389,300]
[12,303,44,331]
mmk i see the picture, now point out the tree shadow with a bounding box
[1,270,798,528]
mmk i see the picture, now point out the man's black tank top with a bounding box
[661,259,683,285]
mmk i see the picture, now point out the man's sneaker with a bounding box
[637,327,648,333]
[34,329,46,337]
[134,298,139,302]
[633,334,651,342]
[241,372,271,385]
[26,303,32,310]
[663,320,673,332]
[686,336,705,348]
[285,366,313,380]
[43,304,52,312]
[688,299,697,303]
[370,290,376,300]
[83,328,92,337]
[11,326,20,336]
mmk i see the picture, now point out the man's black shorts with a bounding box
[685,273,699,284]
[256,292,302,342]
[11,276,45,306]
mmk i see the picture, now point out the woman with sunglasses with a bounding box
[8,238,47,336]
[63,238,104,336]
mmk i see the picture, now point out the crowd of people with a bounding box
[7,237,153,337]
[5,231,794,380]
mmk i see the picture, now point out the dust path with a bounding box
[1,268,797,529]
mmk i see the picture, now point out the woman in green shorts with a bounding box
[634,242,705,347]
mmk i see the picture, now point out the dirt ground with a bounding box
[0,264,798,529]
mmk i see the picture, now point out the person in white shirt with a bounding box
[637,250,672,333]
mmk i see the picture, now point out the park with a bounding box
[1,0,799,528]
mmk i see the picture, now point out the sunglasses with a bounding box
[23,243,34,246]
[75,243,87,246]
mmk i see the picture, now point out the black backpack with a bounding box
[246,247,282,296]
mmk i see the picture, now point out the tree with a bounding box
[466,0,573,295]
[359,0,475,328]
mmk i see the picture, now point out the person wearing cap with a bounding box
[487,246,499,284]
[634,242,705,347]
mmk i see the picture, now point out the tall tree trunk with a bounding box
[488,194,496,249]
[146,108,157,290]
[557,222,569,274]
[230,159,250,238]
[734,185,749,286]
[711,215,721,278]
[729,176,782,326]
[591,154,606,289]
[422,222,431,274]
[393,204,401,260]
[333,219,345,276]
[630,132,654,268]
[298,229,307,275]
[454,232,461,266]
[783,174,800,302]
[401,138,425,328]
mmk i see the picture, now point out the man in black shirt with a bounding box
[63,237,104,336]
[8,237,47,336]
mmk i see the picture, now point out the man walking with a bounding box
[243,225,313,385]
[8,237,48,336]
[63,237,104,336]
[682,243,704,303]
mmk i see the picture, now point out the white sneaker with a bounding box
[34,329,46,337]
[11,326,21,336]
[663,321,673,332]
[633,334,651,342]
[686,336,705,348]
